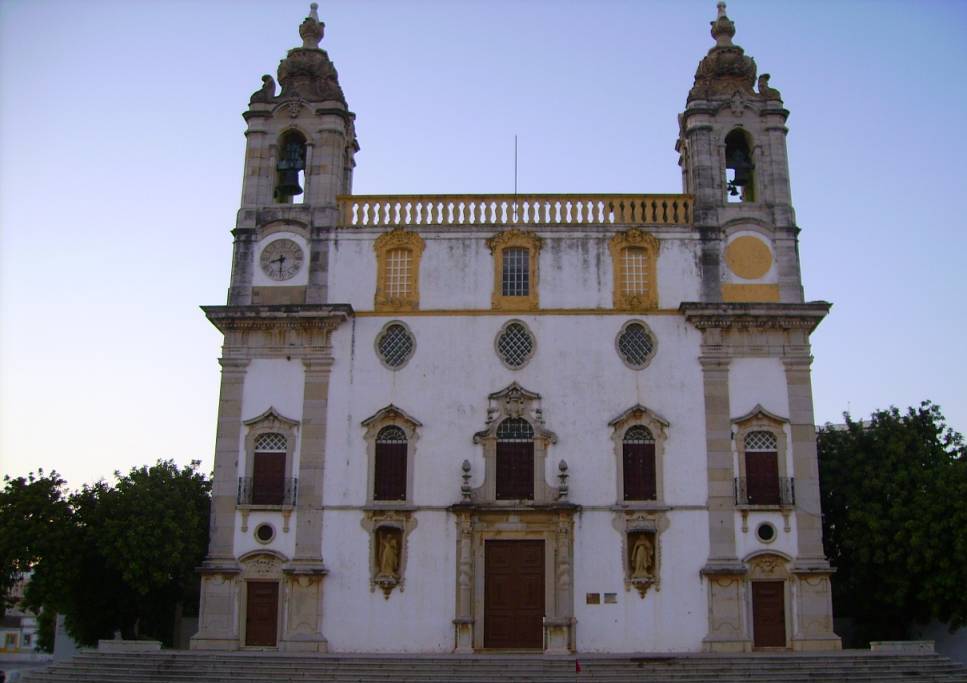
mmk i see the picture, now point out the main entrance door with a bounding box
[245,581,279,646]
[484,540,544,649]
[751,580,786,647]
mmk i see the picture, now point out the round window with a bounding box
[375,321,415,369]
[756,522,777,544]
[616,320,657,369]
[255,523,275,544]
[495,320,535,369]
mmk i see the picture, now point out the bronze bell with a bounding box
[275,142,305,198]
[726,147,754,187]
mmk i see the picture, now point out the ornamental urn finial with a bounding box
[299,3,324,49]
[711,2,736,47]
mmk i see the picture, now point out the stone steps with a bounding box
[21,651,967,683]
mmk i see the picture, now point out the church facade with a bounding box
[191,3,841,654]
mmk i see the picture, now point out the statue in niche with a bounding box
[630,534,655,579]
[377,529,400,578]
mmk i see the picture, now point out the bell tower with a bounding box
[192,4,354,652]
[677,2,803,303]
[228,2,358,306]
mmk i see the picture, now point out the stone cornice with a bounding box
[679,301,831,332]
[202,304,353,333]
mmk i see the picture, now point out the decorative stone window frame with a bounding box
[755,521,777,545]
[744,551,793,649]
[361,404,422,506]
[254,523,276,545]
[733,404,793,528]
[471,382,560,504]
[374,319,417,370]
[360,509,418,599]
[487,229,542,311]
[240,408,300,532]
[609,404,670,506]
[614,319,659,370]
[609,229,659,310]
[494,318,537,370]
[612,511,669,599]
[373,229,425,311]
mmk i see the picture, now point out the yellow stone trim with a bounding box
[724,236,773,280]
[721,283,780,302]
[373,229,425,312]
[487,229,542,312]
[354,308,684,317]
[609,229,660,311]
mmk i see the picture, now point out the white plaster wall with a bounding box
[657,239,703,308]
[233,358,305,560]
[251,232,310,287]
[573,510,709,652]
[325,314,707,508]
[328,229,704,312]
[728,357,789,422]
[734,511,797,561]
[321,509,455,652]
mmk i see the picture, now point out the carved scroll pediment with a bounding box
[243,406,300,430]
[733,403,788,428]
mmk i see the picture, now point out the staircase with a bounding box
[20,650,967,683]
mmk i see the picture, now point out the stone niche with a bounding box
[361,510,416,599]
[612,512,666,599]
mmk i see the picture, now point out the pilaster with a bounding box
[700,353,737,562]
[294,356,333,563]
[209,357,250,560]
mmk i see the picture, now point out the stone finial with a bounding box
[711,2,736,47]
[299,3,325,49]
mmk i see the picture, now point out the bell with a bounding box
[726,147,754,187]
[276,168,303,197]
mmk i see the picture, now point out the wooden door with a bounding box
[252,452,285,505]
[484,540,544,649]
[745,452,780,505]
[752,580,786,647]
[245,581,279,646]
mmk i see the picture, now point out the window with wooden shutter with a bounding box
[744,431,780,505]
[374,426,407,501]
[496,418,534,500]
[623,425,656,501]
[252,432,286,505]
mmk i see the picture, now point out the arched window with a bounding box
[373,229,425,311]
[609,230,659,310]
[374,426,407,501]
[743,430,779,505]
[275,130,307,204]
[488,230,542,311]
[496,418,534,500]
[252,432,287,505]
[623,426,656,501]
[725,129,755,203]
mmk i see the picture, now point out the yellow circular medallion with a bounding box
[724,235,773,280]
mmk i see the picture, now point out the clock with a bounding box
[259,239,304,281]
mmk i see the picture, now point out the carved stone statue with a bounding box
[378,531,400,577]
[249,75,276,104]
[631,535,654,579]
[757,73,782,100]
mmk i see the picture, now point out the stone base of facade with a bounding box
[792,635,843,651]
[702,637,752,653]
[281,635,329,653]
[543,617,574,654]
[189,636,239,651]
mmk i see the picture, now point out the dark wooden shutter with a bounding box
[496,442,534,500]
[374,441,407,501]
[746,451,780,505]
[252,452,285,505]
[623,442,657,500]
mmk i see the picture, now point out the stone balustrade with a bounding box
[338,194,692,228]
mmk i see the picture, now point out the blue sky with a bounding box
[1,0,965,487]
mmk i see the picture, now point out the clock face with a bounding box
[260,239,304,281]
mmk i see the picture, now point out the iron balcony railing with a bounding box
[734,477,795,507]
[237,477,298,506]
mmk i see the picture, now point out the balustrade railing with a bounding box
[338,194,691,228]
[734,477,795,507]
[237,477,298,507]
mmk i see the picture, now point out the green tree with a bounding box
[818,401,967,644]
[2,460,210,650]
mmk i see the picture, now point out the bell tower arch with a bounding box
[676,2,803,304]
